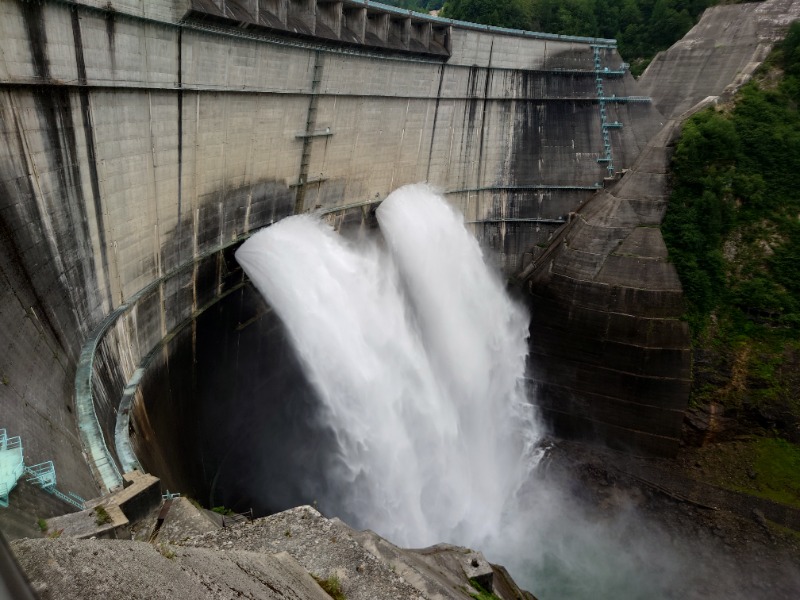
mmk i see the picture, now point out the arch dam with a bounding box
[0,0,688,519]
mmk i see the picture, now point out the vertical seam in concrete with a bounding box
[475,40,494,220]
[425,64,446,182]
[71,8,114,310]
[177,28,184,266]
[294,50,324,214]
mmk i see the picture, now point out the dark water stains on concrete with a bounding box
[70,9,87,86]
[476,44,494,190]
[20,1,50,80]
[177,30,184,264]
[425,64,446,182]
[70,10,114,308]
[159,179,293,276]
[3,108,83,355]
[30,87,103,326]
[105,10,116,73]
[510,99,544,186]
[0,178,68,356]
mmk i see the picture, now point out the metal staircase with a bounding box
[591,46,652,178]
[593,45,616,176]
[0,428,86,510]
[294,50,329,214]
[0,430,24,508]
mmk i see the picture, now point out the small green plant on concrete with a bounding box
[468,579,502,600]
[37,518,48,533]
[1,375,8,385]
[211,506,233,516]
[94,505,112,526]
[157,543,176,560]
[312,574,346,600]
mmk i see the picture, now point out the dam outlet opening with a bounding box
[131,184,541,549]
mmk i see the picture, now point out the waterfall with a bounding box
[235,183,539,549]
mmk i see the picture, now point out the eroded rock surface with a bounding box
[12,505,535,600]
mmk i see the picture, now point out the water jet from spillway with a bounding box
[235,183,540,548]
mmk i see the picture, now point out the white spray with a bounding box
[235,183,539,549]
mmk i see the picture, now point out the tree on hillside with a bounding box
[440,0,532,30]
[440,0,720,74]
[378,0,445,11]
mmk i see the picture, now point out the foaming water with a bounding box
[233,184,795,599]
[236,183,539,548]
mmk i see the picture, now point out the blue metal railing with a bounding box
[0,427,86,511]
[594,47,615,175]
[25,461,86,511]
[0,430,24,508]
[353,1,618,45]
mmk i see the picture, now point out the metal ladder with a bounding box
[593,45,616,176]
[294,51,328,214]
[25,461,86,511]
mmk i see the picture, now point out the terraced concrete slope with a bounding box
[521,120,690,456]
[523,0,800,456]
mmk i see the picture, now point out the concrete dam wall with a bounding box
[0,0,669,511]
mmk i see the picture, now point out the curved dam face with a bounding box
[130,278,334,515]
[0,0,670,515]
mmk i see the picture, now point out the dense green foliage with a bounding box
[663,23,800,338]
[752,438,800,507]
[377,0,444,12]
[440,0,755,74]
[468,579,503,600]
[690,437,800,508]
[441,0,532,30]
[94,505,112,526]
[663,23,800,444]
[312,574,347,600]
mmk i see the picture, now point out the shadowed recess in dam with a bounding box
[235,184,540,548]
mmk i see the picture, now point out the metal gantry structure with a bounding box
[0,429,85,510]
[593,44,619,176]
[591,45,651,178]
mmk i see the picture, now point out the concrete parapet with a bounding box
[46,470,160,539]
[184,0,451,56]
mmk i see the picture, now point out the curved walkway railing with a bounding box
[77,198,384,494]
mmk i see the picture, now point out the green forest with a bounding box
[662,22,800,455]
[434,0,754,74]
[377,1,444,13]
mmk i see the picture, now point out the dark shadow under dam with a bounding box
[130,281,340,516]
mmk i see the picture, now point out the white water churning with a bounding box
[235,184,540,549]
